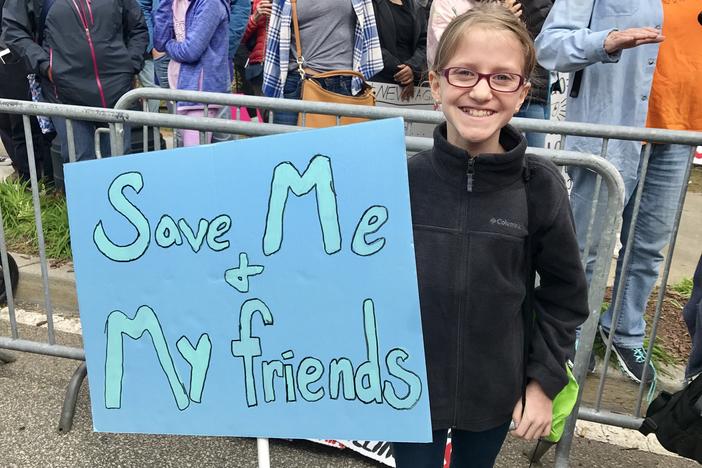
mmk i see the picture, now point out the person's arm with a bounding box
[229,0,251,59]
[1,0,49,76]
[165,4,226,64]
[405,3,427,81]
[372,0,402,79]
[242,0,260,45]
[526,163,589,400]
[534,0,620,72]
[137,0,154,52]
[152,0,174,52]
[123,0,149,72]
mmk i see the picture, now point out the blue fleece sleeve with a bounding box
[228,0,251,58]
[164,5,226,63]
[153,0,174,52]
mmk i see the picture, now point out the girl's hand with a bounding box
[254,0,273,22]
[510,380,553,441]
[502,0,523,18]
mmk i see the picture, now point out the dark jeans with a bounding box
[684,253,702,379]
[52,116,131,162]
[392,423,510,468]
[514,100,549,148]
[272,72,353,126]
[0,53,53,181]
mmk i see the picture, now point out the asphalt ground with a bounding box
[0,323,697,468]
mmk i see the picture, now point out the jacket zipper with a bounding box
[453,158,476,426]
[71,0,107,108]
[466,157,476,192]
[49,48,58,98]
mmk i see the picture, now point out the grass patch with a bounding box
[0,180,71,261]
[669,277,693,300]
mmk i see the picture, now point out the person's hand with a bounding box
[502,0,522,18]
[253,0,273,22]
[152,49,166,59]
[604,27,664,54]
[394,64,414,86]
[400,82,414,102]
[510,380,553,441]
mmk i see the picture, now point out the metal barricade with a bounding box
[1,92,701,467]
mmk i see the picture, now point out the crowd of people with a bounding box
[0,0,701,466]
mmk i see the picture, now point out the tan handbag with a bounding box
[291,0,376,128]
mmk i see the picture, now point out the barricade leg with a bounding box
[525,440,557,465]
[58,362,87,434]
[0,349,16,363]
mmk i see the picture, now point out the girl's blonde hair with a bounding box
[430,3,536,79]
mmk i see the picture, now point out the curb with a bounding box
[10,252,78,316]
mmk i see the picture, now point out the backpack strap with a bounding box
[521,157,535,415]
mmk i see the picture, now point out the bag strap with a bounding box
[311,69,365,80]
[290,0,306,78]
[569,5,595,98]
[521,159,535,416]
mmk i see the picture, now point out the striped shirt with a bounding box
[262,0,384,97]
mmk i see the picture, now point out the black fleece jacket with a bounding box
[409,123,588,431]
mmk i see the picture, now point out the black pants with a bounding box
[392,423,510,468]
[0,53,53,182]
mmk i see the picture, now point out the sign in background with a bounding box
[64,118,431,442]
[370,83,435,138]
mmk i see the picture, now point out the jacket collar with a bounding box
[429,122,528,192]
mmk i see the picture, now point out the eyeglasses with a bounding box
[441,67,526,93]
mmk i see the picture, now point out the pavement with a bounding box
[2,143,702,467]
[0,323,697,467]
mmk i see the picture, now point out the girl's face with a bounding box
[429,27,531,155]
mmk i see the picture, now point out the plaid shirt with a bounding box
[262,0,383,98]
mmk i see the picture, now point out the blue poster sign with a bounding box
[64,118,431,442]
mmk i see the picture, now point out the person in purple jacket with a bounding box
[154,0,231,146]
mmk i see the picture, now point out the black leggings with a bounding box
[392,423,510,468]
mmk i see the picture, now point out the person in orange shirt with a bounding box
[537,0,701,385]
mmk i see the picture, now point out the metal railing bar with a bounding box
[22,115,56,345]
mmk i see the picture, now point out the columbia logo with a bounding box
[490,217,525,231]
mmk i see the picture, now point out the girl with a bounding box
[396,5,588,467]
[153,0,231,146]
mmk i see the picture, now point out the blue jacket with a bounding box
[153,0,231,106]
[535,0,663,185]
[141,0,250,58]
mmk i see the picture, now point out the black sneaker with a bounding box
[599,327,655,385]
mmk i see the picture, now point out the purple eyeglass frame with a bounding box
[441,67,526,93]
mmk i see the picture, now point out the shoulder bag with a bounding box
[291,0,376,128]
